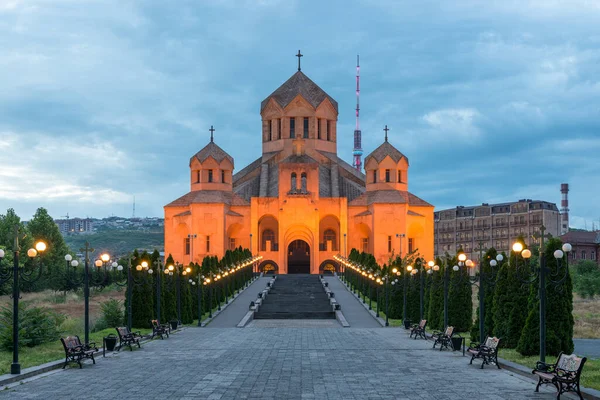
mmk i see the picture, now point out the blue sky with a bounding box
[1,0,599,228]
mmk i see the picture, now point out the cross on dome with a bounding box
[209,125,215,143]
[296,50,303,71]
[383,125,390,142]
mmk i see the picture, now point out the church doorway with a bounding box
[287,240,310,274]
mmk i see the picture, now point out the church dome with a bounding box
[364,141,408,166]
[260,71,338,112]
[190,141,234,167]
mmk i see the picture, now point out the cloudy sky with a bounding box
[1,0,599,228]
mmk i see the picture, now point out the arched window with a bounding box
[262,229,275,251]
[291,173,297,193]
[301,172,307,193]
[324,229,337,251]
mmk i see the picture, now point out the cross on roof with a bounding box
[209,125,215,143]
[383,125,389,142]
[296,50,303,71]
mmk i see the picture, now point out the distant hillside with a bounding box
[64,228,164,259]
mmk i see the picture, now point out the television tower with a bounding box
[352,55,363,171]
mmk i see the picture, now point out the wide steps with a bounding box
[254,275,335,320]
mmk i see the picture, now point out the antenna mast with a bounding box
[352,55,363,171]
[132,196,136,218]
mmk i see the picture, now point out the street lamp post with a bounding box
[418,261,425,321]
[0,225,46,375]
[65,243,111,346]
[511,227,571,363]
[466,242,503,344]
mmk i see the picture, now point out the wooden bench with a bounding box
[533,352,587,400]
[467,336,500,369]
[431,326,455,351]
[60,335,98,369]
[151,319,170,340]
[409,319,427,340]
[116,326,142,351]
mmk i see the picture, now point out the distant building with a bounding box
[434,199,561,261]
[55,218,94,234]
[560,230,600,265]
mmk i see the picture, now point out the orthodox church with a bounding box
[164,59,434,274]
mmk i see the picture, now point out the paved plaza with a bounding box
[0,325,555,399]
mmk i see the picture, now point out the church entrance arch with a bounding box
[258,260,279,275]
[287,240,310,274]
[318,259,339,275]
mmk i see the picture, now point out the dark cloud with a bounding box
[0,0,598,227]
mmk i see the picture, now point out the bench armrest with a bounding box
[533,361,555,373]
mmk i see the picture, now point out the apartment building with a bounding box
[434,199,560,261]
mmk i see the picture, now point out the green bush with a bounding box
[91,317,108,333]
[573,261,600,299]
[0,303,62,350]
[100,298,124,328]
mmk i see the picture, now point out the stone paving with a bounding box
[206,276,271,328]
[323,276,381,328]
[0,325,556,399]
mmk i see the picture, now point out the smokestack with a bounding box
[560,183,569,234]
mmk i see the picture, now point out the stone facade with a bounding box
[164,69,434,273]
[434,200,561,261]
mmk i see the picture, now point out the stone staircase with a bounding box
[254,275,335,319]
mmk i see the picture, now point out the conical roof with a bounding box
[261,71,338,112]
[190,141,234,167]
[364,141,408,165]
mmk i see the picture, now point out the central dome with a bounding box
[261,71,338,112]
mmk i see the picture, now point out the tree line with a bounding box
[347,234,574,357]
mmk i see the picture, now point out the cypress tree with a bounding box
[180,275,194,324]
[492,237,530,348]
[516,237,574,356]
[161,253,174,321]
[406,273,420,322]
[448,252,472,332]
[130,250,154,328]
[161,254,177,322]
[471,248,501,342]
[423,270,432,320]
[427,257,445,330]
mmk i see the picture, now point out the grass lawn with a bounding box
[0,327,152,375]
[497,348,600,391]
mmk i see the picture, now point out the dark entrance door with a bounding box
[287,240,310,274]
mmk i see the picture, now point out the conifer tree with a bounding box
[471,248,501,342]
[492,236,530,347]
[128,250,154,328]
[427,257,445,330]
[160,253,177,322]
[448,251,472,332]
[516,237,574,356]
[407,273,421,322]
[180,275,194,324]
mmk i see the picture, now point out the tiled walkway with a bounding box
[0,326,555,399]
[323,275,382,328]
[206,276,271,328]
